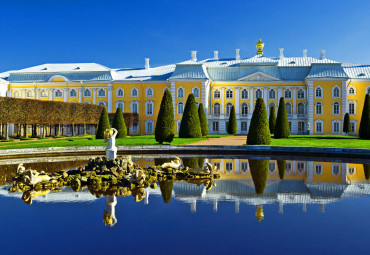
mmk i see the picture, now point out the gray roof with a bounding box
[306,64,349,79]
[111,64,175,81]
[9,72,112,83]
[11,63,111,73]
[169,64,209,80]
[342,63,370,79]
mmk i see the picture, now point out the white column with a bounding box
[35,88,39,100]
[170,81,176,110]
[78,88,83,103]
[191,200,197,213]
[341,80,348,135]
[93,89,97,104]
[49,89,53,101]
[235,201,240,213]
[64,88,69,102]
[235,87,240,114]
[213,201,218,212]
[249,88,254,115]
[108,84,113,113]
[307,81,314,135]
[220,88,225,114]
[292,87,298,134]
[234,159,240,173]
[263,88,267,107]
[307,161,313,183]
[201,81,209,115]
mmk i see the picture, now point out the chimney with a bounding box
[235,49,240,60]
[191,51,197,61]
[303,49,308,57]
[213,50,219,59]
[279,48,284,59]
[145,58,150,70]
[320,50,326,60]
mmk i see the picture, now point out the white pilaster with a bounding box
[234,159,240,173]
[278,87,282,100]
[249,88,254,114]
[78,88,83,103]
[64,88,69,102]
[108,84,113,113]
[307,81,314,135]
[342,80,348,134]
[292,87,297,115]
[263,88,267,107]
[342,163,347,183]
[93,88,97,104]
[201,81,209,115]
[307,161,313,183]
[48,89,53,101]
[170,81,176,110]
[220,88,225,114]
[35,88,39,100]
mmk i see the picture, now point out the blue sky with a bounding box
[0,0,369,72]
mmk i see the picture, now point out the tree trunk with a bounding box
[72,123,75,136]
[5,123,8,140]
[24,124,28,138]
[84,123,87,135]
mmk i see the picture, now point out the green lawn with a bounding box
[0,134,230,150]
[269,135,370,149]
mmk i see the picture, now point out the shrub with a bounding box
[359,94,370,139]
[247,98,271,145]
[343,113,351,135]
[277,160,286,180]
[198,103,209,137]
[227,105,237,134]
[274,97,290,138]
[155,89,175,144]
[179,94,202,138]
[112,107,127,138]
[269,105,276,134]
[95,107,111,139]
[159,180,174,204]
[249,159,269,194]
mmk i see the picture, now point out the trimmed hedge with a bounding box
[277,160,286,180]
[112,107,127,138]
[159,180,174,204]
[269,105,276,134]
[198,103,209,137]
[227,105,237,135]
[249,159,269,194]
[96,108,111,139]
[182,158,199,168]
[179,94,202,138]
[343,113,350,135]
[155,89,175,144]
[359,94,370,139]
[247,98,271,145]
[274,97,290,139]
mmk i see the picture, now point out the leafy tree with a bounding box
[359,94,370,139]
[343,113,351,135]
[249,159,269,194]
[269,105,276,134]
[198,103,209,137]
[159,180,174,204]
[227,105,237,134]
[277,160,286,180]
[247,98,271,145]
[95,107,111,139]
[155,89,175,144]
[179,94,202,138]
[112,107,127,138]
[364,164,370,180]
[274,97,290,138]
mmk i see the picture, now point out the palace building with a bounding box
[2,39,370,135]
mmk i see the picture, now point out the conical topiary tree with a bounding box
[112,107,127,138]
[277,160,286,180]
[249,159,269,194]
[343,113,350,135]
[269,105,276,134]
[155,89,175,144]
[274,97,290,139]
[247,98,271,145]
[179,94,202,138]
[359,94,370,139]
[364,164,370,180]
[159,179,174,204]
[182,158,198,168]
[198,103,209,137]
[227,105,237,135]
[95,107,111,139]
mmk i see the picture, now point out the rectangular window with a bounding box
[349,103,355,115]
[332,164,340,177]
[241,122,248,131]
[214,162,220,170]
[297,162,305,172]
[333,122,340,133]
[315,164,322,176]
[316,122,322,133]
[286,162,292,172]
[147,122,153,133]
[350,122,355,133]
[241,162,248,172]
[146,103,153,116]
[212,121,219,132]
[269,162,276,172]
[225,162,233,171]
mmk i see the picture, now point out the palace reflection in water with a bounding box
[0,156,369,225]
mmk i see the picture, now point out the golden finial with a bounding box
[255,205,264,222]
[256,39,264,55]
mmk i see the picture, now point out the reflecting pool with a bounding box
[0,155,369,255]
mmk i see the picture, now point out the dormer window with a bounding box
[75,67,80,70]
[358,73,365,77]
[42,68,48,71]
[289,61,296,64]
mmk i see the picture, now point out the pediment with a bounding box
[237,71,281,81]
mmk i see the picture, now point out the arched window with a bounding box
[226,103,233,115]
[348,86,355,95]
[146,88,153,97]
[55,90,63,98]
[241,89,248,99]
[298,103,305,115]
[255,89,262,99]
[332,164,340,177]
[84,89,91,97]
[241,103,248,116]
[146,101,153,116]
[285,103,292,116]
[178,101,184,114]
[117,88,124,97]
[27,90,34,98]
[97,101,106,106]
[314,164,323,176]
[40,90,48,98]
[116,101,124,111]
[177,87,184,98]
[268,89,276,99]
[193,87,200,98]
[69,89,77,97]
[98,89,106,97]
[226,89,233,99]
[333,102,340,115]
[333,86,340,98]
[297,89,305,99]
[213,103,220,116]
[131,101,139,113]
[284,89,292,99]
[315,87,322,98]
[315,102,322,115]
[214,89,220,99]
[84,101,91,104]
[131,88,138,97]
